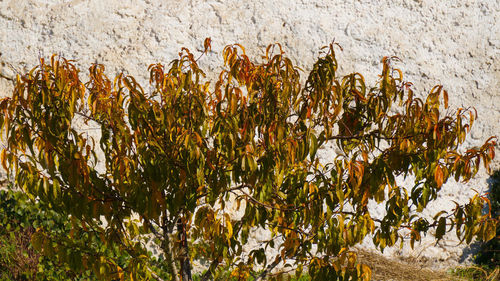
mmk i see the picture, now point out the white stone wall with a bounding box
[1,0,499,268]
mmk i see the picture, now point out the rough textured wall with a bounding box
[1,0,499,268]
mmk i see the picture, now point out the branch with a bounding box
[75,111,108,127]
[327,131,422,141]
[255,256,282,281]
[149,269,166,281]
[230,189,304,212]
[194,183,253,201]
[148,223,164,241]
[199,257,221,281]
[265,222,311,237]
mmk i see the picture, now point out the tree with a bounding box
[0,40,497,281]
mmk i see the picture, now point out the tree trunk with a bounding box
[162,217,180,281]
[177,218,193,281]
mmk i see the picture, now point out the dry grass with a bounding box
[354,249,499,281]
[356,250,453,281]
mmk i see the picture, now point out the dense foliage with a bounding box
[0,188,101,280]
[0,40,497,280]
[0,186,175,281]
[475,169,500,267]
[0,189,41,280]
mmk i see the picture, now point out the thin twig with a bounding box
[255,256,282,281]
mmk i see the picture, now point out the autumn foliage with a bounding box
[0,40,497,280]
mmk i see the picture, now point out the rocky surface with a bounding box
[0,0,499,270]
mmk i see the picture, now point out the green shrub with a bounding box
[474,169,500,267]
[449,266,499,281]
[0,188,89,280]
[0,187,145,280]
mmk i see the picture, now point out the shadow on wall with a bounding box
[460,170,500,266]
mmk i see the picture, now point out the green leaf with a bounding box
[483,220,496,242]
[309,133,318,160]
[435,217,446,240]
[31,231,44,251]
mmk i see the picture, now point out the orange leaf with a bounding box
[443,90,448,109]
[435,165,444,188]
[203,37,212,53]
[0,149,7,171]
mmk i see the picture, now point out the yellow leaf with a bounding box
[360,264,372,281]
[347,252,357,269]
[0,149,7,170]
[117,266,124,281]
[224,213,233,239]
[308,183,317,194]
[303,182,309,193]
